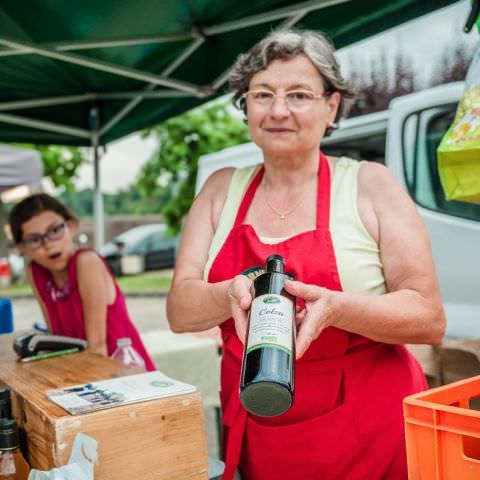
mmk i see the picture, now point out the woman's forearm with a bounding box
[167,278,231,332]
[334,289,445,345]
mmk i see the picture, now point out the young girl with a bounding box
[8,193,155,371]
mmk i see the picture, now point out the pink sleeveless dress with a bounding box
[31,248,155,371]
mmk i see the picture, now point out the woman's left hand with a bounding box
[284,279,340,359]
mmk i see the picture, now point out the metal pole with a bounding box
[0,198,8,258]
[0,112,90,138]
[90,108,104,250]
[0,36,202,96]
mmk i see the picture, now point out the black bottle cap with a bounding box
[0,387,11,419]
[0,418,19,449]
[266,254,285,273]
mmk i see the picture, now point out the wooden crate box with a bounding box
[0,349,208,480]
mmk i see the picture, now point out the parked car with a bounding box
[100,224,178,276]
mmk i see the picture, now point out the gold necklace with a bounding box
[263,183,307,220]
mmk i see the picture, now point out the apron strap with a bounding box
[316,151,331,229]
[222,408,247,480]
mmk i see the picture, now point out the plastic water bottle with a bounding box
[111,338,146,371]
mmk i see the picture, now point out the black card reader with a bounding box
[13,333,88,359]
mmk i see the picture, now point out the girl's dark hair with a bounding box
[9,193,77,244]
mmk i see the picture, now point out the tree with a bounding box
[346,33,475,119]
[392,50,416,97]
[139,101,251,233]
[59,187,172,217]
[348,49,416,118]
[15,144,88,191]
[428,37,474,86]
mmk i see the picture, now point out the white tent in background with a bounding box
[0,144,43,270]
[0,144,43,199]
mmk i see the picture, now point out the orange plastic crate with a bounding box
[404,375,480,479]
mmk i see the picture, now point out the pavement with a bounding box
[11,295,171,332]
[8,294,221,459]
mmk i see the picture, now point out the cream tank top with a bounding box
[205,157,386,296]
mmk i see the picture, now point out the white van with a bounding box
[197,82,480,340]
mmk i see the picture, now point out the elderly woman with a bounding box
[167,30,445,480]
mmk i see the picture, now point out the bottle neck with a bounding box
[0,445,20,453]
[266,255,285,274]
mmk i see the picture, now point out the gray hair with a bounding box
[229,29,355,134]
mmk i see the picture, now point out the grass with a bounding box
[117,271,172,293]
[0,282,33,297]
[0,271,172,297]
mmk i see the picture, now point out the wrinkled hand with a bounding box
[284,279,339,359]
[227,274,253,344]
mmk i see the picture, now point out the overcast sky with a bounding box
[75,0,479,193]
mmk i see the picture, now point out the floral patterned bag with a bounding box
[437,43,480,203]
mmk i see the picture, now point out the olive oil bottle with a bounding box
[0,419,30,480]
[240,254,295,417]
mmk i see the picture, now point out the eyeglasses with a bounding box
[242,89,329,111]
[22,222,66,250]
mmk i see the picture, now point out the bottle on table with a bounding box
[240,254,296,417]
[111,338,146,371]
[0,419,30,480]
[0,389,11,419]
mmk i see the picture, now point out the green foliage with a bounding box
[15,144,87,191]
[60,189,94,217]
[0,271,172,296]
[59,187,171,217]
[140,100,250,233]
[104,186,172,216]
[116,272,172,293]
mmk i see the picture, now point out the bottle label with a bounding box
[246,293,293,354]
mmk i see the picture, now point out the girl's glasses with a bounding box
[242,89,329,111]
[22,222,66,250]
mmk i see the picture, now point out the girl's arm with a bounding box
[26,264,52,331]
[77,250,115,356]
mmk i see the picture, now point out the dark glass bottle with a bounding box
[0,389,11,419]
[240,254,296,417]
[0,419,30,480]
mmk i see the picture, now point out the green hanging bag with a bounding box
[437,43,480,203]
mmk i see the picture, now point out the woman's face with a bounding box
[19,210,76,273]
[245,54,340,159]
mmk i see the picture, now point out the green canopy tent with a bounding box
[0,0,459,246]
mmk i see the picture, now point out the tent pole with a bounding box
[90,107,104,250]
[0,198,8,258]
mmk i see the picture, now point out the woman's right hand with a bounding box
[227,274,253,343]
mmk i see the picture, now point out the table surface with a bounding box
[0,333,141,418]
[0,332,19,363]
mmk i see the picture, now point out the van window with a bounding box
[321,134,386,164]
[403,106,480,222]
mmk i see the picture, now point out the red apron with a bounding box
[208,152,426,480]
